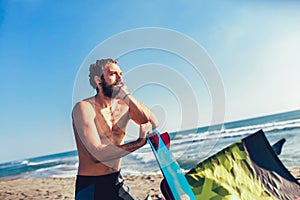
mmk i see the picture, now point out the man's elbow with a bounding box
[88,144,114,163]
[150,114,159,129]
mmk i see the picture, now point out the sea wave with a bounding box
[23,164,78,179]
[170,118,300,147]
[0,153,78,179]
[130,151,155,164]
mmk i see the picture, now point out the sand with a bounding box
[0,174,164,200]
[0,169,299,200]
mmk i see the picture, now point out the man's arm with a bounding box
[118,87,159,128]
[72,101,151,162]
[126,95,159,128]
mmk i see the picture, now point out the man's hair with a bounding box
[89,58,118,90]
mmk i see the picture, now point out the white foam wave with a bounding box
[27,159,60,166]
[130,151,156,164]
[21,160,29,165]
[170,118,300,148]
[24,163,78,179]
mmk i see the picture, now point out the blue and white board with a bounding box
[147,129,196,200]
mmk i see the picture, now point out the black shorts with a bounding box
[75,171,136,200]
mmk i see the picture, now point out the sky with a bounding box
[0,0,300,163]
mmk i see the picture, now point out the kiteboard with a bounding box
[147,129,196,200]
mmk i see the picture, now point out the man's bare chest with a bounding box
[93,103,129,142]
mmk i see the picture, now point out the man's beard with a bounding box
[101,75,123,98]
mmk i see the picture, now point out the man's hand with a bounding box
[116,83,130,100]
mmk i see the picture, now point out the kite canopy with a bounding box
[186,130,300,200]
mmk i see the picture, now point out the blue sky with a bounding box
[0,0,300,163]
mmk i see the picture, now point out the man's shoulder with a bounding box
[72,99,95,115]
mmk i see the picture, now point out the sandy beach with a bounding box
[0,169,299,200]
[0,174,164,200]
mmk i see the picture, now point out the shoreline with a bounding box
[0,168,299,200]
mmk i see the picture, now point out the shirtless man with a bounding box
[72,59,158,199]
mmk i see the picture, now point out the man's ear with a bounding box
[94,75,101,86]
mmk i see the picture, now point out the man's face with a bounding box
[101,63,123,98]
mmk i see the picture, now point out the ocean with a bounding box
[1,110,300,181]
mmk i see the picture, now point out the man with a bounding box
[72,58,158,200]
